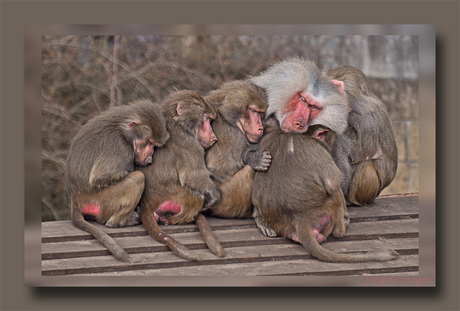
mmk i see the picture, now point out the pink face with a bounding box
[197,114,218,150]
[133,138,155,166]
[280,92,322,133]
[239,105,265,143]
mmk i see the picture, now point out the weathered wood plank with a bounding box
[40,194,420,277]
[347,195,418,222]
[51,252,419,277]
[42,219,419,258]
[42,238,418,275]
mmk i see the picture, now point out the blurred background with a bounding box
[41,35,419,221]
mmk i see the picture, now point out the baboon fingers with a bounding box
[254,217,278,237]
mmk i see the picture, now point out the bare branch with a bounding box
[45,42,156,97]
[42,150,66,168]
[42,198,61,221]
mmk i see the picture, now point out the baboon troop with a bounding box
[65,57,398,263]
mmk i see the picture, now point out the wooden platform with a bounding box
[41,194,419,277]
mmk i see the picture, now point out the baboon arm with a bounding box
[89,146,132,188]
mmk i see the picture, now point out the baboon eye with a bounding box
[300,96,307,102]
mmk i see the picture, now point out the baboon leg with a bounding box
[82,171,145,227]
[165,188,206,225]
[253,205,278,238]
[348,161,381,206]
[208,165,255,218]
[331,190,348,239]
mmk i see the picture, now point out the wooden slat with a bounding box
[347,195,418,222]
[42,219,418,259]
[75,255,419,277]
[42,238,418,276]
[40,194,420,277]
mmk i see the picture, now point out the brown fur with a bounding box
[203,80,270,219]
[250,58,350,236]
[138,90,225,261]
[252,124,399,263]
[348,161,381,206]
[326,66,398,205]
[66,100,169,262]
[252,59,397,206]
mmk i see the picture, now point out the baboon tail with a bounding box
[141,208,200,262]
[195,213,225,257]
[72,213,130,262]
[297,227,399,263]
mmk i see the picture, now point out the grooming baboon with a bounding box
[138,90,224,261]
[203,80,271,219]
[65,100,169,262]
[252,58,397,206]
[325,66,398,206]
[252,124,399,263]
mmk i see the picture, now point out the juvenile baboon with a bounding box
[325,66,398,206]
[252,124,399,263]
[65,100,169,262]
[138,90,224,261]
[203,80,271,219]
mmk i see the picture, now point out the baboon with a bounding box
[252,124,399,263]
[251,57,349,235]
[251,57,350,135]
[137,90,224,261]
[325,66,398,206]
[65,100,169,262]
[203,80,271,219]
[252,58,397,206]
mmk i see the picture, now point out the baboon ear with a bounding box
[128,121,139,128]
[331,79,344,91]
[126,115,141,129]
[176,102,185,115]
[315,129,328,141]
[360,83,369,95]
[331,79,347,99]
